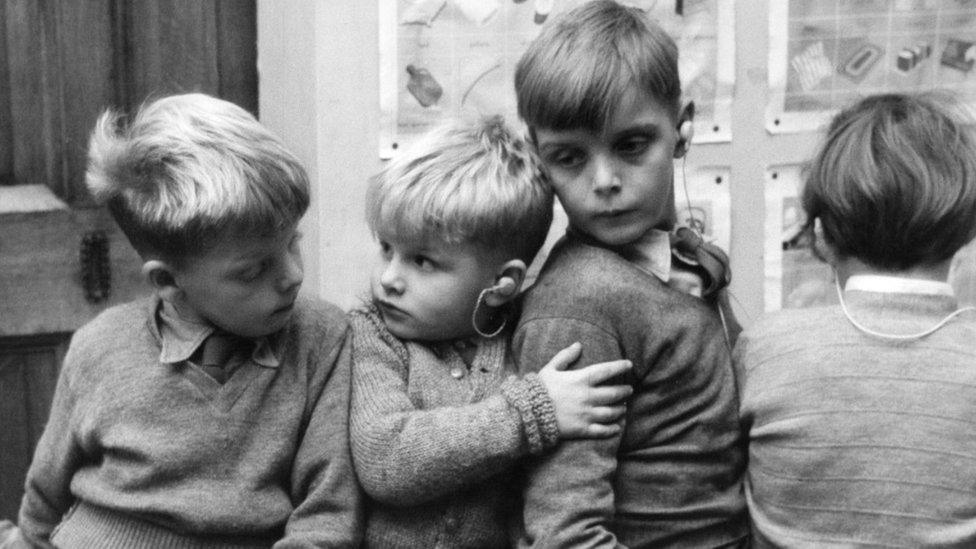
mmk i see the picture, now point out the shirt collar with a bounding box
[845,274,956,297]
[616,228,673,282]
[156,300,280,368]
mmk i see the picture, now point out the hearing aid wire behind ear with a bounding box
[677,101,698,237]
[471,278,516,338]
[675,101,751,336]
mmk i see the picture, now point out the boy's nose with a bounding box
[379,262,405,295]
[278,251,304,293]
[591,155,621,196]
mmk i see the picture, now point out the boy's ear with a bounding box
[674,101,695,159]
[142,259,181,303]
[811,217,840,267]
[484,259,527,307]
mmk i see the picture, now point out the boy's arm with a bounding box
[513,316,627,549]
[17,346,85,549]
[275,327,364,549]
[0,520,28,549]
[349,309,559,507]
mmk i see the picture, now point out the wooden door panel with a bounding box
[58,0,118,206]
[0,186,145,337]
[0,3,11,182]
[126,0,221,100]
[0,335,66,522]
[4,0,63,190]
[0,0,257,521]
[215,1,258,114]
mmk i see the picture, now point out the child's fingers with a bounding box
[588,405,627,423]
[584,422,623,438]
[580,359,632,384]
[540,342,582,372]
[587,385,633,405]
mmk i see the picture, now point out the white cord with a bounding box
[680,154,700,235]
[834,277,976,341]
[718,303,732,350]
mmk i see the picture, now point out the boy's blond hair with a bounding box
[515,0,681,132]
[802,92,976,271]
[366,115,552,263]
[86,93,309,264]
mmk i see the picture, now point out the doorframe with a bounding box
[257,1,382,310]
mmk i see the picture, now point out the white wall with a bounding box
[258,0,822,325]
[258,1,382,310]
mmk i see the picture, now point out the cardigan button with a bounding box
[444,516,459,531]
[450,367,464,379]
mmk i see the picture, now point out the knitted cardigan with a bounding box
[513,234,749,548]
[735,290,976,547]
[17,296,363,549]
[348,305,558,549]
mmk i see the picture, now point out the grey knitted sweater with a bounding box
[17,296,363,548]
[513,234,749,548]
[736,290,976,547]
[349,305,558,549]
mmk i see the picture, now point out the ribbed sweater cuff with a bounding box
[500,374,559,455]
[52,502,275,549]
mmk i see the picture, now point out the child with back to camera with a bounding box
[12,93,362,548]
[511,1,749,547]
[348,115,635,548]
[735,92,976,547]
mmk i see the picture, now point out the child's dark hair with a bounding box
[515,0,681,132]
[86,93,310,266]
[802,92,976,271]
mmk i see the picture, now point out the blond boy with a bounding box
[15,94,362,548]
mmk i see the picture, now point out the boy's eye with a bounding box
[289,232,303,251]
[615,136,651,158]
[547,148,586,170]
[413,255,436,270]
[378,241,393,259]
[236,262,266,282]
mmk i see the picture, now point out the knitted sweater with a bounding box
[513,234,749,548]
[735,290,976,547]
[17,296,363,549]
[349,306,559,549]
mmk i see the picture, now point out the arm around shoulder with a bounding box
[348,308,559,507]
[513,316,628,549]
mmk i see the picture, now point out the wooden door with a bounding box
[0,0,256,521]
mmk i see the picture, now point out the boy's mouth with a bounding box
[376,300,409,319]
[595,208,633,219]
[274,303,295,314]
[273,299,296,315]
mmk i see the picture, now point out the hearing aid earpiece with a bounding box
[678,120,693,145]
[674,101,695,158]
[674,120,694,158]
[494,277,518,296]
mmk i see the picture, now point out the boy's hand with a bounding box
[537,343,633,439]
[0,521,28,549]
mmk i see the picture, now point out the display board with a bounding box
[767,0,976,133]
[379,0,736,158]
